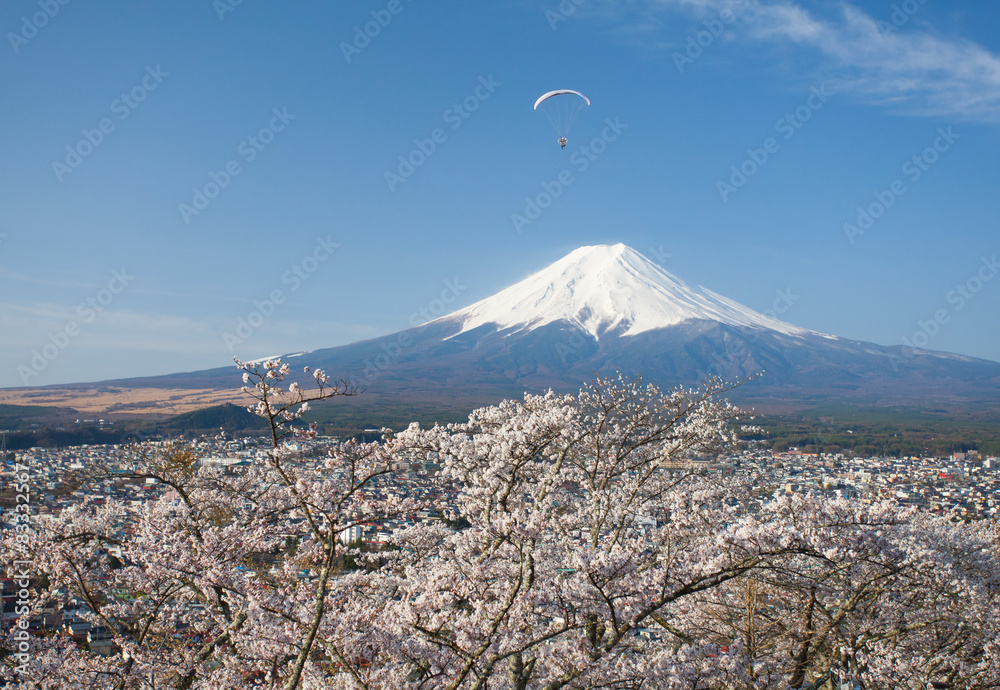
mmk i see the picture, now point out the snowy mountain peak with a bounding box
[446,244,816,339]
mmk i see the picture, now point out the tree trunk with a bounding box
[282,541,336,689]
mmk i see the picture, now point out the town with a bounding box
[2,429,997,683]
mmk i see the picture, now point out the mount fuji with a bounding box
[94,243,1000,425]
[445,243,813,340]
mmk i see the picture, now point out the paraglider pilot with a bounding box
[559,137,567,149]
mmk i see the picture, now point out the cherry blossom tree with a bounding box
[3,361,998,689]
[680,496,1000,689]
[2,359,429,689]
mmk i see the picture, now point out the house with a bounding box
[87,626,118,655]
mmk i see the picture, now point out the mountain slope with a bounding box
[10,244,1000,426]
[248,245,999,415]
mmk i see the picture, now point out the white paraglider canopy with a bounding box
[534,89,591,147]
[533,90,592,110]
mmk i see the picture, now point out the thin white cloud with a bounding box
[652,0,1000,120]
[0,269,101,289]
[0,303,225,357]
[0,298,392,388]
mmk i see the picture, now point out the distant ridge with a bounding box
[160,403,267,433]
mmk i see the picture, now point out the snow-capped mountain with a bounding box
[445,243,813,339]
[101,244,1000,425]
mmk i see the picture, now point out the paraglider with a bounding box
[534,89,590,149]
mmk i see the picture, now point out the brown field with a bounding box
[0,386,243,417]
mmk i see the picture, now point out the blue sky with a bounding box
[2,0,999,388]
